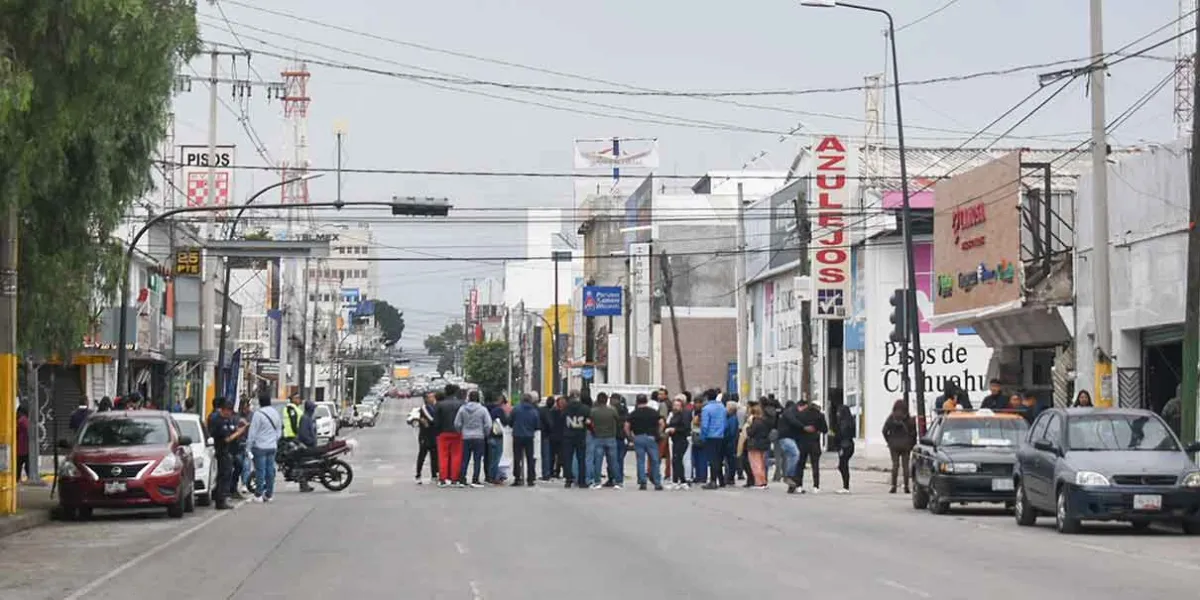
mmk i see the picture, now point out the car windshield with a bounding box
[174,420,204,444]
[938,418,1026,447]
[1068,414,1179,452]
[78,417,170,447]
[315,405,332,419]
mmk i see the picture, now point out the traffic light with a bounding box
[391,195,451,216]
[889,288,908,344]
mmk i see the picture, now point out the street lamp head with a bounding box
[300,173,325,182]
[799,0,839,6]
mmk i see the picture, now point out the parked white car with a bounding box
[314,402,338,442]
[171,413,216,506]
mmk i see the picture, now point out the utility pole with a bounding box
[583,277,595,399]
[0,196,18,514]
[503,262,513,400]
[1181,5,1200,447]
[735,183,749,398]
[793,196,814,402]
[1089,0,1115,407]
[309,261,321,401]
[659,253,687,395]
[297,257,310,397]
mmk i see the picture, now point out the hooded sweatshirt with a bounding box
[433,396,465,435]
[509,401,541,438]
[298,402,318,447]
[454,402,493,440]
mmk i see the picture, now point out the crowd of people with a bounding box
[409,384,872,494]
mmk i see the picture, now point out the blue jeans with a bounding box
[486,437,504,482]
[615,439,628,484]
[252,447,277,499]
[540,434,552,479]
[461,438,485,483]
[590,437,619,485]
[779,438,801,478]
[241,449,253,489]
[585,432,595,484]
[633,435,662,486]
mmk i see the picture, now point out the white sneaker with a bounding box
[590,483,602,490]
[251,495,264,503]
[613,484,623,490]
[811,487,821,495]
[468,482,484,489]
[415,477,424,485]
[681,483,691,490]
[836,488,850,495]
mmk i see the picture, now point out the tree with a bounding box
[374,300,405,347]
[464,340,509,398]
[344,363,385,404]
[0,1,199,356]
[423,322,463,356]
[436,352,456,376]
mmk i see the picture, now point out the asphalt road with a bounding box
[3,402,1200,600]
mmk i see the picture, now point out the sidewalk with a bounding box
[0,479,59,539]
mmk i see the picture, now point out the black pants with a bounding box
[705,438,725,484]
[670,437,689,484]
[214,450,233,505]
[837,442,854,490]
[549,438,564,477]
[795,442,821,489]
[513,436,536,482]
[561,436,587,485]
[230,446,245,491]
[416,436,438,479]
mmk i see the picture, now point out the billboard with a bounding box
[177,145,235,209]
[624,175,653,246]
[630,243,651,358]
[810,135,851,319]
[768,179,805,270]
[582,286,622,317]
[575,139,659,170]
[933,152,1023,317]
[881,190,935,210]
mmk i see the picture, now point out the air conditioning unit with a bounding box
[793,275,813,302]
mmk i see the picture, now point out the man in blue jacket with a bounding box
[699,389,727,490]
[507,393,541,487]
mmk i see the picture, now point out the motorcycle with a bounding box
[248,438,357,493]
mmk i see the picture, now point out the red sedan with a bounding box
[58,410,196,520]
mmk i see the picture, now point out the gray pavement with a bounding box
[2,401,1199,599]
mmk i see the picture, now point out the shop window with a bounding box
[1023,347,1056,388]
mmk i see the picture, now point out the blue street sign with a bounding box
[582,286,622,317]
[726,362,737,396]
[581,365,595,381]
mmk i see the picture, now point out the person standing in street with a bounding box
[231,400,252,498]
[508,392,540,487]
[248,393,282,502]
[485,394,507,484]
[745,403,771,489]
[433,385,465,487]
[882,399,916,494]
[722,400,740,487]
[587,393,621,489]
[69,401,91,433]
[625,394,664,491]
[454,390,492,488]
[561,392,590,489]
[281,392,303,443]
[613,394,629,487]
[793,400,828,494]
[415,392,439,484]
[699,390,726,490]
[665,395,691,490]
[980,379,1007,410]
[296,400,320,493]
[832,404,855,494]
[15,405,30,483]
[208,397,248,508]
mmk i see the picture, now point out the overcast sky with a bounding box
[174,0,1184,344]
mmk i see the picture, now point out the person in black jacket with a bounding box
[792,399,828,494]
[561,393,590,488]
[979,379,1007,410]
[832,404,855,493]
[745,403,772,488]
[538,394,554,481]
[414,392,439,484]
[433,385,465,487]
[664,395,692,489]
[613,394,629,487]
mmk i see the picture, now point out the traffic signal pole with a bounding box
[890,288,912,407]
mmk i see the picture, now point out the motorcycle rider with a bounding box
[295,400,319,493]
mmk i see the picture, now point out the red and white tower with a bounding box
[280,62,312,218]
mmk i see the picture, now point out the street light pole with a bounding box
[116,197,452,394]
[550,249,572,396]
[800,0,927,432]
[215,174,324,397]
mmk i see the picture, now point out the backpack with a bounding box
[492,419,503,436]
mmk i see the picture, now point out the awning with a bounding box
[929,301,1072,348]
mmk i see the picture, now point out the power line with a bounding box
[896,0,961,33]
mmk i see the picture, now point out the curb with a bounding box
[0,508,54,539]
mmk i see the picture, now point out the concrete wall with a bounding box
[658,308,736,395]
[1074,141,1190,400]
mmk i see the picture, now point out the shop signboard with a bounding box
[810,135,851,319]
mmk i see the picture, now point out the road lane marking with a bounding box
[878,579,932,598]
[62,501,246,600]
[373,477,396,487]
[455,541,467,555]
[469,580,483,599]
[376,464,397,471]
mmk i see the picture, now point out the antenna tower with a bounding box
[1175,0,1196,138]
[280,62,312,226]
[862,73,884,184]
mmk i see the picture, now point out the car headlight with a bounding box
[194,456,205,470]
[938,462,978,474]
[59,461,79,478]
[151,454,180,476]
[1075,471,1111,486]
[1182,472,1200,488]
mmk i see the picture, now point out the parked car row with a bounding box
[910,407,1200,535]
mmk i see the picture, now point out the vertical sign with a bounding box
[631,243,651,358]
[810,135,850,319]
[177,145,236,210]
[469,288,481,343]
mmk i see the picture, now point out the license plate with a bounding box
[991,478,1014,492]
[104,481,127,495]
[1133,494,1162,511]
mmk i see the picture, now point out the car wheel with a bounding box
[1129,519,1151,532]
[1055,486,1081,534]
[911,484,929,510]
[77,507,93,521]
[927,486,949,515]
[1014,481,1037,526]
[196,492,211,507]
[1182,519,1200,535]
[167,496,185,519]
[57,505,77,521]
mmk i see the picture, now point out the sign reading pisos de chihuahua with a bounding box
[810,135,851,319]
